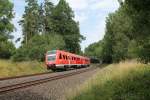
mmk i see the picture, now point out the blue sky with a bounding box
[12,0,119,51]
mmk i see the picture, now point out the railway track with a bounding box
[0,72,51,81]
[0,67,96,95]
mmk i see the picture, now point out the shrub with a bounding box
[0,40,15,59]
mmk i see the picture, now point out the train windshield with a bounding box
[47,56,56,61]
[47,50,56,55]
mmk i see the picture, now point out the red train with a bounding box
[45,50,90,70]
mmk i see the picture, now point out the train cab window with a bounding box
[59,53,62,59]
[66,55,68,60]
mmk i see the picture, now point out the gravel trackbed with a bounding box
[0,67,98,100]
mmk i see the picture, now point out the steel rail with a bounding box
[0,67,96,95]
[0,72,51,81]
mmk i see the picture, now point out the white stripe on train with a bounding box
[56,64,89,67]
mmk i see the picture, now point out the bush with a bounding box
[0,40,15,59]
[11,47,29,61]
[138,42,150,64]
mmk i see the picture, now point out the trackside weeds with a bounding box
[67,61,150,100]
[0,60,47,78]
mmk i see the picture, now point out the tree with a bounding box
[101,7,131,63]
[85,0,150,64]
[109,9,131,62]
[20,0,40,45]
[0,0,15,59]
[125,0,150,40]
[0,40,15,59]
[124,0,150,63]
[0,0,14,39]
[38,3,44,34]
[51,0,84,53]
[43,0,54,34]
[84,41,103,59]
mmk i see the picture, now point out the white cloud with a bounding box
[74,13,88,23]
[67,0,89,10]
[90,0,119,10]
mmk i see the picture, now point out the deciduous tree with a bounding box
[0,0,15,59]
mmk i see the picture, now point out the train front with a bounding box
[45,50,57,70]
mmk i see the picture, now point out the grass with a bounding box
[0,59,48,78]
[67,61,150,100]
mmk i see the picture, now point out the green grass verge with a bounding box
[68,61,150,100]
[0,59,48,78]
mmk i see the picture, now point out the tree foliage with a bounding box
[51,0,84,53]
[85,41,102,59]
[12,34,65,61]
[20,0,40,45]
[124,0,150,63]
[43,0,54,34]
[85,0,150,63]
[0,0,15,59]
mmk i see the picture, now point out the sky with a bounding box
[12,0,119,51]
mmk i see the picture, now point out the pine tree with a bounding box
[20,0,40,45]
[43,0,54,34]
[38,3,44,34]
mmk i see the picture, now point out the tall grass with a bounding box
[68,61,150,100]
[0,59,48,78]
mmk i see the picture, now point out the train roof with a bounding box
[47,50,90,60]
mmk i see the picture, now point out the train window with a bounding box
[63,55,65,59]
[59,53,62,59]
[66,55,68,60]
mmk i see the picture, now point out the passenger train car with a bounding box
[45,50,90,70]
